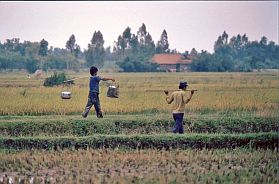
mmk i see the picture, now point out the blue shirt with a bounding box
[89,76,102,93]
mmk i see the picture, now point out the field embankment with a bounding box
[0,132,277,150]
[0,115,277,136]
[0,115,277,150]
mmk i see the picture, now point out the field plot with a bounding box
[0,72,278,116]
[0,149,277,184]
[0,71,278,183]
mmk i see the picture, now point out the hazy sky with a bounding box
[0,1,278,53]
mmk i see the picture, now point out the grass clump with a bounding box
[43,71,73,87]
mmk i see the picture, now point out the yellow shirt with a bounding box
[166,90,190,113]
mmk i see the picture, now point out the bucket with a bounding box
[107,84,119,98]
[61,91,71,99]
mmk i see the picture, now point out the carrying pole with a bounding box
[146,89,198,92]
[63,76,90,83]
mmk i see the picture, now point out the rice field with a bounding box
[0,71,278,184]
[0,149,277,184]
[0,71,278,116]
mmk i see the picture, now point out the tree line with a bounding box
[190,31,279,72]
[0,23,172,73]
[0,24,278,73]
[0,37,83,73]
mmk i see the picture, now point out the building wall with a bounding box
[159,64,190,72]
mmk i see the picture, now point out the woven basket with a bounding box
[107,83,119,98]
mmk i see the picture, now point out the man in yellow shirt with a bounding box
[164,81,195,134]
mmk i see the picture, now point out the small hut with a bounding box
[152,54,192,72]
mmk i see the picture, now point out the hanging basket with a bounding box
[107,83,119,98]
[61,83,72,99]
[61,91,71,99]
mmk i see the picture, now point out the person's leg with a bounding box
[178,113,184,134]
[172,113,180,133]
[173,113,184,134]
[92,93,103,118]
[82,95,93,118]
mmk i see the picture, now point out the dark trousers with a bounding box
[172,113,184,134]
[83,92,102,117]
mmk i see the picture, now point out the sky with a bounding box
[0,1,278,53]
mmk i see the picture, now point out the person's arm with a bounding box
[164,91,174,104]
[184,90,195,104]
[101,77,115,82]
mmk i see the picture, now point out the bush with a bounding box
[43,71,73,87]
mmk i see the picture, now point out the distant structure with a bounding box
[152,54,192,72]
[34,69,43,78]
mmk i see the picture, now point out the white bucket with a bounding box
[61,91,71,99]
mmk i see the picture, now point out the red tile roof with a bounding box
[152,54,192,65]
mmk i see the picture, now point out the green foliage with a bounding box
[38,39,48,56]
[0,30,278,72]
[85,31,105,68]
[66,34,76,54]
[0,116,277,137]
[0,49,26,70]
[190,51,213,72]
[191,32,279,72]
[115,23,157,72]
[156,29,169,53]
[0,132,277,150]
[25,58,39,73]
[0,38,82,72]
[43,72,73,87]
[66,34,81,59]
[117,56,159,72]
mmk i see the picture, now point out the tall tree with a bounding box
[229,34,249,52]
[260,36,268,45]
[73,44,81,58]
[130,34,139,53]
[156,29,169,53]
[182,50,189,59]
[114,24,157,72]
[38,39,48,56]
[25,42,40,57]
[104,46,114,61]
[4,38,18,51]
[66,34,76,54]
[114,27,133,55]
[85,31,105,68]
[221,31,229,44]
[214,31,229,51]
[190,48,198,57]
[123,27,132,47]
[115,35,125,55]
[66,34,81,58]
[214,36,224,51]
[137,23,147,47]
[137,23,155,55]
[144,33,155,54]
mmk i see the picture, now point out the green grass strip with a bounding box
[0,116,277,136]
[0,132,277,150]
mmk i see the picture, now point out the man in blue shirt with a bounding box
[82,66,115,118]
